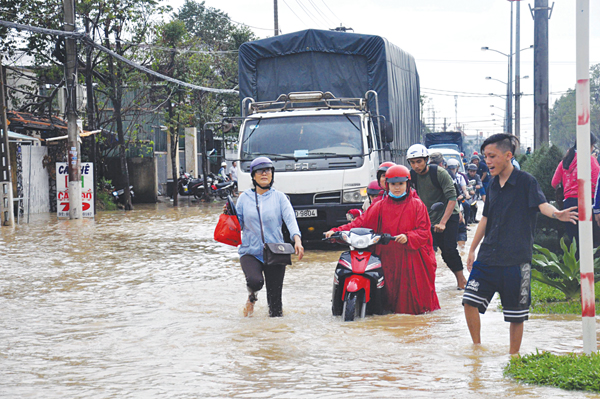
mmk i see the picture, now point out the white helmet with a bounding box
[406,144,429,160]
[446,158,460,169]
[221,161,227,167]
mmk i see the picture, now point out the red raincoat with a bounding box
[332,189,440,315]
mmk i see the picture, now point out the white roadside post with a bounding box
[575,0,597,354]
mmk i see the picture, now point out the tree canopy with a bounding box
[550,63,600,152]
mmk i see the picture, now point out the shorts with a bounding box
[478,183,486,197]
[462,261,531,323]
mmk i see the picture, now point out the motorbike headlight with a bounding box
[349,233,371,249]
[342,188,367,204]
[341,231,351,244]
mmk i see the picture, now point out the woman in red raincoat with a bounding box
[325,165,440,315]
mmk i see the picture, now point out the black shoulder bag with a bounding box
[255,190,295,266]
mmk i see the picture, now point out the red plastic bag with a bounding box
[214,213,242,247]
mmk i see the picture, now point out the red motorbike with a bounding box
[326,228,393,321]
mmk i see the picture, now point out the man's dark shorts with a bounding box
[462,261,531,323]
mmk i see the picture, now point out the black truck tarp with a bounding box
[238,29,421,164]
[424,132,464,152]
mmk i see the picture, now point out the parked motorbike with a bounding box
[325,228,393,321]
[112,185,134,204]
[177,169,204,196]
[193,172,235,200]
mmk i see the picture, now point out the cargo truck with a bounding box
[235,29,420,240]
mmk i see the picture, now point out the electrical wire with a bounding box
[307,0,333,27]
[281,0,308,26]
[319,0,343,25]
[0,19,238,95]
[295,0,324,28]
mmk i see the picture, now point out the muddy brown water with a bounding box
[1,201,599,398]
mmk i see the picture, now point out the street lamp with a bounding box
[481,45,533,135]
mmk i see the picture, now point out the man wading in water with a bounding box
[462,134,577,355]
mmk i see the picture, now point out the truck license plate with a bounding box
[295,209,317,218]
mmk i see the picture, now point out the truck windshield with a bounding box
[240,115,363,160]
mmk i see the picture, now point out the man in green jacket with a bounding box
[407,144,467,289]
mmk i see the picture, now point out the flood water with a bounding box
[1,200,599,398]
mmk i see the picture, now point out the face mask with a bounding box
[389,191,407,199]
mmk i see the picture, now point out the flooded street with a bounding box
[1,201,599,398]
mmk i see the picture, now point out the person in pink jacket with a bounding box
[551,134,599,244]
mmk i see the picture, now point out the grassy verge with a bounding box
[505,351,600,393]
[530,280,600,315]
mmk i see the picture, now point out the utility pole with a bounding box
[531,0,552,149]
[0,59,15,227]
[84,18,97,214]
[515,0,522,142]
[63,0,82,218]
[274,0,279,36]
[454,95,458,129]
[507,1,514,134]
[575,0,597,355]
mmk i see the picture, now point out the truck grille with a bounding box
[328,161,358,169]
[314,191,341,204]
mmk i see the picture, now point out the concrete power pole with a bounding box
[274,0,279,36]
[0,59,15,227]
[515,0,521,142]
[63,0,82,218]
[531,0,552,149]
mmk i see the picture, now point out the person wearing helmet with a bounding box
[407,143,467,290]
[363,180,385,211]
[466,163,483,223]
[232,157,304,317]
[377,161,395,189]
[218,161,229,181]
[324,165,440,315]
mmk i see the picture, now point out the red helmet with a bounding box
[377,161,396,180]
[473,151,478,155]
[367,180,384,196]
[385,165,410,183]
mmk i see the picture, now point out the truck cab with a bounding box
[236,91,385,241]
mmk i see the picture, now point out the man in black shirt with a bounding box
[462,134,577,355]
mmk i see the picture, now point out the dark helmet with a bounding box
[467,163,478,171]
[367,180,384,196]
[250,157,275,189]
[250,156,274,176]
[377,161,396,180]
[385,165,411,183]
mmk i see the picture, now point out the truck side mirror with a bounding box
[204,129,214,151]
[382,121,394,143]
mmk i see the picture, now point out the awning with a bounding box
[2,129,41,142]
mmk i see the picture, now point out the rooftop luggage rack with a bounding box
[243,91,368,116]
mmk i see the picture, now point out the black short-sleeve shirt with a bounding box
[476,168,547,266]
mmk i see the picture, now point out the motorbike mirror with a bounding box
[430,202,445,211]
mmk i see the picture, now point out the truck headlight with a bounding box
[342,188,367,204]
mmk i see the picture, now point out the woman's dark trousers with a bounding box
[240,255,286,317]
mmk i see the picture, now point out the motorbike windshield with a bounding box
[240,115,363,160]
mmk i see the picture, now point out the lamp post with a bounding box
[486,75,529,133]
[482,45,533,136]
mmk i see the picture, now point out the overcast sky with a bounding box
[170,0,600,148]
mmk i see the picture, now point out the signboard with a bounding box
[56,162,94,218]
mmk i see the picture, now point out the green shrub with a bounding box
[505,351,600,393]
[521,144,564,202]
[532,238,600,300]
[530,280,600,314]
